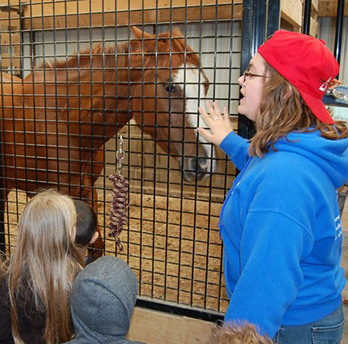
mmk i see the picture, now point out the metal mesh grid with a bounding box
[0,0,243,316]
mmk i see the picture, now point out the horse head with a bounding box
[130,27,216,182]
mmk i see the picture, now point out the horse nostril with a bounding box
[188,158,197,173]
[189,157,207,174]
[197,158,208,169]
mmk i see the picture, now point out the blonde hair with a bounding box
[6,189,83,344]
[208,322,273,344]
[249,64,348,157]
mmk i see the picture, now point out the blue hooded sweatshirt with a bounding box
[218,130,348,338]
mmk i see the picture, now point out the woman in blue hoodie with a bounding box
[197,30,348,343]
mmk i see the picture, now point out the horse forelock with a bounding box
[133,31,200,68]
[167,37,200,67]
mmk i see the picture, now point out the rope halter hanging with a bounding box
[108,135,129,251]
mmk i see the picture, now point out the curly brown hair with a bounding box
[208,322,273,344]
[249,64,348,157]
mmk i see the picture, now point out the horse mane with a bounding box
[38,31,201,72]
[39,42,128,70]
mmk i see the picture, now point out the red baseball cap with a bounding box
[258,30,339,124]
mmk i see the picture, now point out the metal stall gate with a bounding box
[0,0,345,322]
[0,0,244,321]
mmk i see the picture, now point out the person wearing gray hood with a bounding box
[63,256,145,344]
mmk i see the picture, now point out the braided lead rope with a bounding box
[108,136,129,251]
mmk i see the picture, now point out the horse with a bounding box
[0,72,21,83]
[0,72,21,100]
[0,26,216,255]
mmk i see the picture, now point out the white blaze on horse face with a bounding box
[173,65,217,177]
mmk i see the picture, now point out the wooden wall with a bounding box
[281,0,320,36]
[0,3,20,75]
[319,0,348,17]
[19,0,241,31]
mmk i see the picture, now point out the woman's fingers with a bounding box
[206,101,221,120]
[196,127,214,142]
[223,106,229,120]
[197,101,234,146]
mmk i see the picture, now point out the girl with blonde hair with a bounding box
[197,31,348,343]
[0,189,83,343]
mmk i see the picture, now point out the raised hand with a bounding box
[197,101,234,146]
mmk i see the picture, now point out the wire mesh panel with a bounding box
[0,0,243,317]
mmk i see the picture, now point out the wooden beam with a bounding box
[281,0,303,28]
[0,10,20,31]
[312,0,319,12]
[21,0,242,31]
[0,0,21,6]
[318,0,348,17]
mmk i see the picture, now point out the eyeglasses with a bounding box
[243,70,269,82]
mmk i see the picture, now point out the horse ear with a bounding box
[131,26,152,39]
[172,27,187,49]
[131,26,166,53]
[172,27,184,39]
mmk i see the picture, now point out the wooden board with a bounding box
[0,32,21,72]
[281,0,303,29]
[0,57,21,69]
[281,0,321,35]
[0,0,20,5]
[0,8,20,31]
[127,307,215,344]
[21,0,242,31]
[319,0,348,17]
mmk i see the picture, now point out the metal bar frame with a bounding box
[238,0,267,140]
[303,0,312,35]
[334,0,345,65]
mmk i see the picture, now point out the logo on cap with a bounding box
[319,77,332,92]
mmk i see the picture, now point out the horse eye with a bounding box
[165,83,176,94]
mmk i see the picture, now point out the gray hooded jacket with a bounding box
[64,256,145,344]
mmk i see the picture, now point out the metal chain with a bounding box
[116,135,125,174]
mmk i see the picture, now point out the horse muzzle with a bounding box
[179,157,216,182]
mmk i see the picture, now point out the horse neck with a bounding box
[69,42,145,148]
[91,41,146,82]
[87,41,150,114]
[86,41,145,108]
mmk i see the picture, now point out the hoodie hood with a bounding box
[273,130,348,188]
[64,256,145,344]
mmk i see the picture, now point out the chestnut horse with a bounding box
[0,27,215,254]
